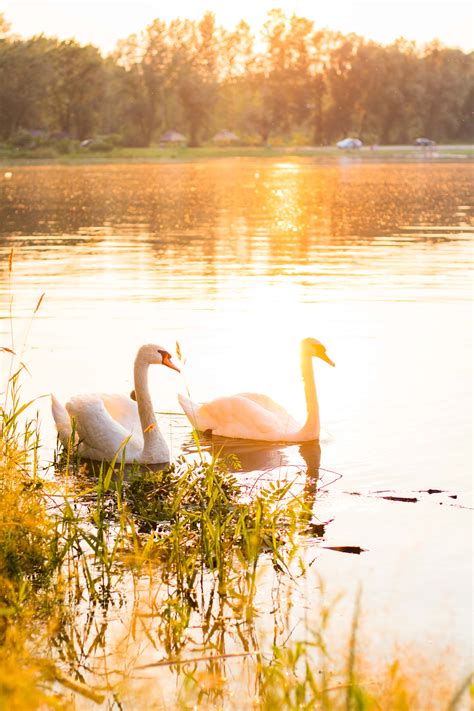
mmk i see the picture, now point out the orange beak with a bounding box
[319,351,335,367]
[162,352,180,373]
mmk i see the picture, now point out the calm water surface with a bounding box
[0,160,472,670]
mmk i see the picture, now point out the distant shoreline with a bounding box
[1,144,472,167]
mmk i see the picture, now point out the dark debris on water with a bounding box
[322,546,367,555]
[344,488,469,509]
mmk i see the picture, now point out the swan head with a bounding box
[301,338,335,366]
[135,344,181,371]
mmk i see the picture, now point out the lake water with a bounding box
[0,160,472,679]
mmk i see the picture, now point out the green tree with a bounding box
[348,40,423,144]
[285,15,314,130]
[420,44,474,140]
[0,36,55,139]
[245,10,298,144]
[217,21,255,137]
[325,32,364,142]
[307,30,331,144]
[49,40,104,138]
[115,19,176,146]
[0,10,471,148]
[172,13,221,146]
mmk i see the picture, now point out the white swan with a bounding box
[51,344,180,464]
[178,338,334,443]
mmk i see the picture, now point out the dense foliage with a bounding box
[0,9,472,147]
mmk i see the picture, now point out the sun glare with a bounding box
[2,0,473,52]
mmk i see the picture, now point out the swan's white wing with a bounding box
[66,394,141,461]
[100,393,140,433]
[178,394,215,432]
[51,394,73,446]
[236,392,299,425]
[181,394,300,441]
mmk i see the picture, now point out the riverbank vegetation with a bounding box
[0,9,472,154]
[1,144,473,166]
[0,355,472,708]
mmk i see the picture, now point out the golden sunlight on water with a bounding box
[0,159,472,667]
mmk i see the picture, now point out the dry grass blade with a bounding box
[44,662,107,704]
[447,673,474,710]
[134,650,257,670]
[176,339,187,365]
[8,248,13,273]
[19,360,32,377]
[34,292,45,314]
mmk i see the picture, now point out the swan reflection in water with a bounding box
[74,438,321,515]
[181,434,322,513]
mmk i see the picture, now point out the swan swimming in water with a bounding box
[51,344,180,464]
[178,337,334,442]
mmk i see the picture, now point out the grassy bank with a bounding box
[0,350,472,710]
[1,143,473,167]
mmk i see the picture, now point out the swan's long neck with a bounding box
[134,357,167,461]
[299,351,320,441]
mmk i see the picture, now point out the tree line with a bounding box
[0,9,472,147]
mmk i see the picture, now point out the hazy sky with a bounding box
[2,0,473,54]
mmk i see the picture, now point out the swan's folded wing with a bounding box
[178,394,214,432]
[237,392,298,421]
[100,393,140,433]
[198,395,296,440]
[66,394,137,461]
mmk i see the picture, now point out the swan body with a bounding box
[178,338,334,443]
[51,344,180,464]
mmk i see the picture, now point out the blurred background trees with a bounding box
[0,9,472,147]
